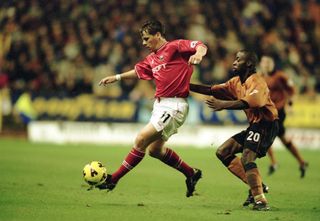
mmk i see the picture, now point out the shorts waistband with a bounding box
[155,97,187,102]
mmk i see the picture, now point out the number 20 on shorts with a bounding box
[247,131,261,142]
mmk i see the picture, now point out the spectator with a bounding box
[0,0,319,98]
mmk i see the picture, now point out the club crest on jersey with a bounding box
[159,55,164,61]
[249,89,259,95]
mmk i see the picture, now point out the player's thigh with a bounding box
[278,108,286,136]
[241,148,258,165]
[135,123,163,150]
[216,137,243,157]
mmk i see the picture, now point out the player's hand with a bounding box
[99,76,117,86]
[188,54,203,65]
[205,96,224,111]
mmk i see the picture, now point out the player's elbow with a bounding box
[248,103,264,108]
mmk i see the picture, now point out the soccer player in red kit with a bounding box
[97,20,207,197]
[190,50,278,210]
[260,55,308,177]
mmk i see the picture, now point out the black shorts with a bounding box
[232,120,279,158]
[278,108,286,137]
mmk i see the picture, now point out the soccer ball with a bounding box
[83,161,107,186]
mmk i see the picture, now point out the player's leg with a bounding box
[112,123,163,182]
[148,140,201,197]
[216,135,269,206]
[148,97,202,197]
[279,108,308,177]
[97,123,162,190]
[266,108,287,175]
[148,140,194,178]
[216,137,247,183]
[279,135,308,178]
[279,135,304,164]
[267,146,278,175]
[242,120,279,210]
[147,98,193,177]
[242,149,268,210]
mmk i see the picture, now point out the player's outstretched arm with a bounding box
[188,45,207,65]
[99,69,137,86]
[190,83,212,95]
[205,96,249,111]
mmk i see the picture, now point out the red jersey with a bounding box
[211,73,278,123]
[264,70,294,110]
[135,40,206,98]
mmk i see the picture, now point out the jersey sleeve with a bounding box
[210,79,236,100]
[241,77,268,108]
[134,58,153,80]
[177,39,207,53]
[278,72,295,97]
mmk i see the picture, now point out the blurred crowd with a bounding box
[0,0,319,102]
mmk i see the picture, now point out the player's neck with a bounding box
[268,70,276,76]
[155,38,167,51]
[240,70,255,83]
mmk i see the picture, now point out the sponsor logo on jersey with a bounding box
[152,63,167,73]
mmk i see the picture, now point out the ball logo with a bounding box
[90,168,98,177]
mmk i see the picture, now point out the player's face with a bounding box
[232,52,247,76]
[260,56,275,74]
[141,31,160,52]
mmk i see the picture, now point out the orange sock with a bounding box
[227,157,247,184]
[245,167,265,202]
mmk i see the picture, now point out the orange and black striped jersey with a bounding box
[264,70,294,110]
[210,73,278,123]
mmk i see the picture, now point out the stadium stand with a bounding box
[0,0,319,131]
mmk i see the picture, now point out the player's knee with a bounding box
[283,140,292,149]
[216,149,236,167]
[243,162,257,172]
[134,134,147,150]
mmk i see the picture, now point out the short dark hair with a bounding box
[140,20,165,36]
[239,49,258,68]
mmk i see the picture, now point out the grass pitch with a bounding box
[0,138,319,221]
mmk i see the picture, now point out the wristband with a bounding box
[115,74,121,81]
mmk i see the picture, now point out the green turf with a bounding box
[0,138,319,221]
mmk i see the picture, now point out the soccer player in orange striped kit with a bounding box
[98,20,207,197]
[260,55,308,178]
[190,50,278,210]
